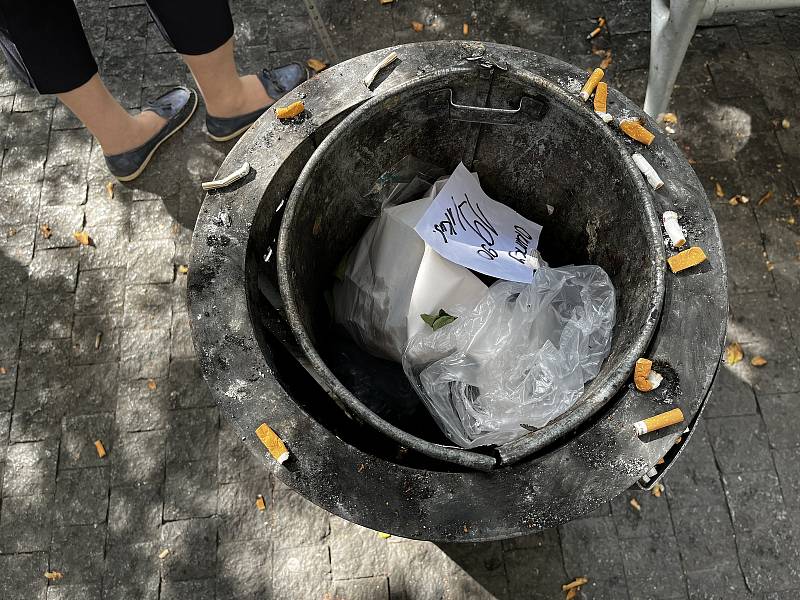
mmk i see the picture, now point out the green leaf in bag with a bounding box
[421,309,457,331]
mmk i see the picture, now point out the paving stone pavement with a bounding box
[1,0,800,598]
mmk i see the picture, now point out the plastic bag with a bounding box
[333,176,488,362]
[402,265,616,448]
[353,155,447,217]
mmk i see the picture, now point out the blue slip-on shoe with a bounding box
[205,63,310,142]
[104,86,198,182]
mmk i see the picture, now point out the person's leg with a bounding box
[145,0,272,117]
[0,1,166,155]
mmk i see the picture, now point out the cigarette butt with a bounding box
[662,211,686,248]
[275,101,305,119]
[647,370,663,390]
[566,589,578,600]
[667,246,708,273]
[363,51,399,87]
[255,423,290,464]
[255,494,266,511]
[629,497,641,511]
[562,577,589,591]
[634,408,685,436]
[94,440,106,458]
[652,482,664,497]
[586,26,602,39]
[44,571,64,581]
[580,68,605,101]
[634,358,653,392]
[632,153,665,190]
[463,22,469,35]
[411,20,424,32]
[596,111,613,123]
[159,549,170,559]
[620,119,655,145]
[593,81,608,113]
[657,457,665,465]
[95,332,102,349]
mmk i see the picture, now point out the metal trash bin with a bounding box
[188,42,727,542]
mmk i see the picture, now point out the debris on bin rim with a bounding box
[667,246,707,273]
[363,51,399,88]
[620,118,655,145]
[633,408,685,436]
[202,162,251,191]
[275,101,306,120]
[256,422,290,464]
[662,211,686,248]
[579,67,604,101]
[632,153,664,191]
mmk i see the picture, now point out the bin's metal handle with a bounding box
[431,88,548,125]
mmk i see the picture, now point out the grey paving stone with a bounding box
[119,327,171,379]
[611,489,674,540]
[166,359,213,409]
[773,448,800,511]
[115,379,169,432]
[9,386,70,442]
[163,459,218,520]
[16,338,72,391]
[41,166,88,207]
[684,564,753,600]
[5,108,51,147]
[331,576,390,600]
[217,478,271,542]
[436,540,508,599]
[54,467,110,526]
[12,88,56,112]
[0,221,36,265]
[50,523,106,584]
[165,407,218,465]
[27,247,79,294]
[45,128,92,173]
[559,516,628,597]
[36,205,84,250]
[0,552,48,600]
[108,482,162,544]
[386,541,463,600]
[122,283,173,329]
[21,291,74,343]
[705,415,772,474]
[78,224,131,270]
[129,199,180,241]
[705,363,758,418]
[270,486,330,549]
[69,363,119,414]
[758,392,800,448]
[159,579,215,600]
[2,438,58,497]
[0,313,22,362]
[216,540,272,600]
[329,516,387,580]
[273,543,332,598]
[218,421,263,483]
[170,310,195,360]
[111,429,166,486]
[723,470,800,592]
[504,539,568,600]
[46,585,102,600]
[0,365,16,412]
[103,542,160,598]
[60,412,114,469]
[126,240,175,284]
[159,517,218,581]
[671,504,739,569]
[84,181,132,227]
[0,183,42,226]
[72,314,121,364]
[0,493,53,553]
[0,143,47,185]
[621,534,687,600]
[75,268,126,315]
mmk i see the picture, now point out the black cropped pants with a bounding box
[0,0,233,95]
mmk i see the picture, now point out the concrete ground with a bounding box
[1,0,800,598]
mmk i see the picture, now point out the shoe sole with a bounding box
[206,120,257,143]
[115,93,199,182]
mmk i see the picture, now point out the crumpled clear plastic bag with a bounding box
[402,265,616,448]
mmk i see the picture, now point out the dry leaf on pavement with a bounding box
[725,342,744,364]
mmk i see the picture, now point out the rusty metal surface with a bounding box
[187,41,727,542]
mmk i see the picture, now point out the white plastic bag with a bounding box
[332,180,488,362]
[402,265,616,448]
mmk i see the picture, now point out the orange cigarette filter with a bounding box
[255,495,267,511]
[580,68,605,101]
[593,81,608,113]
[634,408,684,435]
[667,246,707,273]
[620,119,655,145]
[94,439,106,458]
[255,423,290,464]
[633,358,653,392]
[275,101,305,119]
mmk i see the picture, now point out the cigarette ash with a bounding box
[645,360,681,405]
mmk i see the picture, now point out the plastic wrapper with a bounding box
[402,265,616,448]
[333,177,488,362]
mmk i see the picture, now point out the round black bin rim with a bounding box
[276,63,667,467]
[188,41,727,542]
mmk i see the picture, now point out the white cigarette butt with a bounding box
[646,370,663,390]
[632,153,664,190]
[662,211,686,248]
[364,51,399,88]
[596,111,613,123]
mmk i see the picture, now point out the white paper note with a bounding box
[414,162,543,283]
